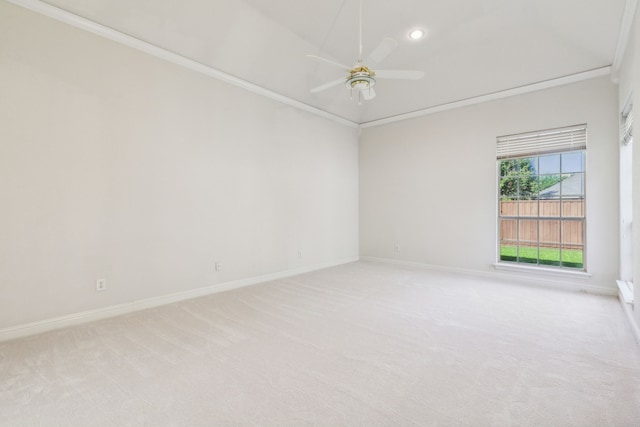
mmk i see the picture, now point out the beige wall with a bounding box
[0,0,631,333]
[0,2,359,329]
[360,76,619,291]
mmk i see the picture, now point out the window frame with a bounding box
[496,126,587,272]
[618,96,633,302]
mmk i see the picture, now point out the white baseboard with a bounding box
[619,299,640,345]
[359,256,617,296]
[0,256,359,343]
[617,281,640,345]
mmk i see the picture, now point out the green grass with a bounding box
[500,245,583,269]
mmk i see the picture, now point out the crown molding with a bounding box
[5,0,623,130]
[5,0,359,129]
[611,0,639,83]
[360,67,612,128]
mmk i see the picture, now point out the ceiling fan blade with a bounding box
[365,38,398,64]
[361,87,376,100]
[310,78,346,93]
[375,70,425,80]
[306,55,351,71]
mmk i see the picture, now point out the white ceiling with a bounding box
[39,0,627,124]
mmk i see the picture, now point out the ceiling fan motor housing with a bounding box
[346,67,376,90]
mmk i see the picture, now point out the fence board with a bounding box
[500,200,584,247]
[500,200,583,217]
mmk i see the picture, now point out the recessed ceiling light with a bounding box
[409,29,425,40]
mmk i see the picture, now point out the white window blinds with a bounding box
[497,124,587,159]
[621,104,633,145]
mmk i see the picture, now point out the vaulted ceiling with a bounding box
[34,0,628,124]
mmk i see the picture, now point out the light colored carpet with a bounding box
[1,261,640,426]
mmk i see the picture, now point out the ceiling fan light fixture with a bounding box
[409,29,425,40]
[351,80,369,90]
[346,72,376,91]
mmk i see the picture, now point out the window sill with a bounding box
[493,262,592,279]
[617,280,634,304]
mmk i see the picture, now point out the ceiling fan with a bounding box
[307,0,425,103]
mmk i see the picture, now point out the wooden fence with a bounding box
[500,200,584,217]
[500,200,584,248]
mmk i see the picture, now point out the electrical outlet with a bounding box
[394,244,400,252]
[96,279,106,292]
[298,249,302,258]
[215,262,222,271]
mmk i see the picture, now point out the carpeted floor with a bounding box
[1,261,640,426]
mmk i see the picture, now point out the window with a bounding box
[619,98,633,302]
[497,125,586,270]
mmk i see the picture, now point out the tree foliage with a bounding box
[499,158,562,200]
